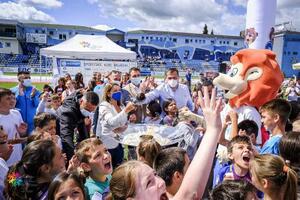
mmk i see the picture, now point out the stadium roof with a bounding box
[127,30,243,39]
[0,19,20,26]
[22,22,105,32]
[274,30,300,36]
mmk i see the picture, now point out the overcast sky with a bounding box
[0,0,299,35]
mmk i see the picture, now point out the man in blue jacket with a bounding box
[11,70,40,134]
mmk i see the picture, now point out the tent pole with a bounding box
[45,56,47,83]
[39,54,42,83]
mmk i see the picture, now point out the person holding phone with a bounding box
[98,83,136,168]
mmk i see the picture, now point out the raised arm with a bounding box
[174,87,222,200]
[229,110,238,139]
[218,121,230,147]
[136,86,161,105]
[99,102,136,130]
[186,88,195,111]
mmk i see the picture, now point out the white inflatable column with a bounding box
[245,0,277,49]
[52,57,60,87]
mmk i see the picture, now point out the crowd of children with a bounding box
[0,67,299,200]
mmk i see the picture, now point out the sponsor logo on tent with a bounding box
[80,41,91,48]
[79,40,103,50]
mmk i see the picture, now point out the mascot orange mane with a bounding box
[213,49,283,109]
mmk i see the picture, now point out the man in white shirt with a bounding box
[123,67,145,123]
[0,88,26,166]
[138,68,194,111]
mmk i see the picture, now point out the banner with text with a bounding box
[26,33,47,44]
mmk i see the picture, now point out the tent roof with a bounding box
[40,34,136,60]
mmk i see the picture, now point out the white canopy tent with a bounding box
[40,34,136,60]
[39,34,136,85]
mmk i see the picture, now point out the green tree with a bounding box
[211,29,214,35]
[203,24,208,34]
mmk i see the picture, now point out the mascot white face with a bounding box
[213,49,283,108]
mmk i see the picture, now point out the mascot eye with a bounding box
[229,68,238,77]
[245,67,263,81]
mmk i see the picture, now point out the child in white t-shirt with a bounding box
[0,88,26,166]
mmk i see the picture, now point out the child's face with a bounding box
[229,142,253,170]
[41,120,56,136]
[134,163,168,200]
[238,130,256,145]
[261,110,277,132]
[0,143,13,161]
[54,178,85,200]
[52,99,61,110]
[10,94,16,109]
[166,101,178,114]
[88,144,112,175]
[66,81,74,89]
[245,191,259,200]
[0,94,11,111]
[48,145,66,179]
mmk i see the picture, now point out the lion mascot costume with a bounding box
[213,49,283,143]
[212,49,284,186]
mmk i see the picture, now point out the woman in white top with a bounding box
[98,83,136,168]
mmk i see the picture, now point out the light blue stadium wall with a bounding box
[274,32,300,78]
[125,32,244,64]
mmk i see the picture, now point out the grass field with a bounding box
[0,82,46,90]
[3,72,52,77]
[0,72,198,91]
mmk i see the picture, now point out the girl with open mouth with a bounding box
[107,87,223,200]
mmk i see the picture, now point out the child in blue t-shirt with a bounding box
[76,138,113,200]
[259,99,291,155]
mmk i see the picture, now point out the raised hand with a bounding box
[124,102,136,113]
[0,126,8,144]
[67,155,80,173]
[178,107,205,126]
[16,122,28,136]
[136,93,146,101]
[228,110,238,121]
[223,172,235,181]
[197,87,222,130]
[84,117,92,126]
[174,87,224,200]
[42,91,50,101]
[31,87,37,97]
[18,83,24,96]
